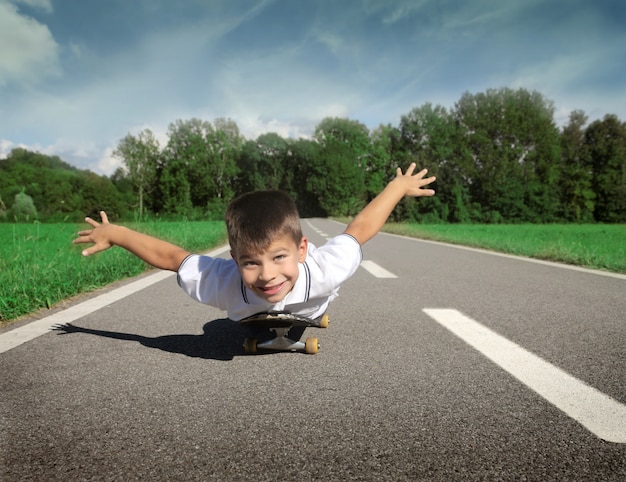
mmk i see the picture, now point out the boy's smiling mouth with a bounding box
[257,281,286,296]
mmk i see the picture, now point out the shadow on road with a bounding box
[52,319,303,361]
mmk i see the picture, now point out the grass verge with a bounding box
[380,223,626,274]
[0,221,226,323]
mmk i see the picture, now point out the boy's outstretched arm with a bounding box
[344,163,436,245]
[73,211,190,272]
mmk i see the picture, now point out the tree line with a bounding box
[1,87,625,223]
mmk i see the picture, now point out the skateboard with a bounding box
[239,311,329,354]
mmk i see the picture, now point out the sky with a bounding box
[1,0,625,176]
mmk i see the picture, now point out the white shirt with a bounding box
[177,233,362,321]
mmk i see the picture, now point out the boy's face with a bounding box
[232,234,308,303]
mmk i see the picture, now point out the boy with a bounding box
[74,163,435,321]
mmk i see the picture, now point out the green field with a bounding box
[381,223,626,273]
[0,221,226,323]
[1,222,624,324]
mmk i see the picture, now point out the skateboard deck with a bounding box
[239,311,329,354]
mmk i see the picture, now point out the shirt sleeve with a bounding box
[306,233,362,299]
[176,254,241,310]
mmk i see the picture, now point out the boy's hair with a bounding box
[225,190,303,255]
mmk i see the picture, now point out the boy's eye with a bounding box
[274,254,287,261]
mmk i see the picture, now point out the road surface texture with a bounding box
[2,218,625,481]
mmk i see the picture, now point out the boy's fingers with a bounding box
[81,243,107,256]
[83,211,108,227]
[411,174,436,197]
[84,216,99,228]
[405,163,417,176]
[413,186,436,197]
[416,175,436,187]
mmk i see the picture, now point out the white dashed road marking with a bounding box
[423,308,626,443]
[360,260,398,278]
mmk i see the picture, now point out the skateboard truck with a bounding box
[245,327,319,354]
[240,312,329,355]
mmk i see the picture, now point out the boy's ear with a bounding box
[298,236,308,263]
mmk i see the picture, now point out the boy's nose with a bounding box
[258,265,276,281]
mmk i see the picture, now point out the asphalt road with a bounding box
[2,218,625,481]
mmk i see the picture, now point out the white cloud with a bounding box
[507,44,626,125]
[0,138,29,158]
[0,0,61,86]
[46,142,118,174]
[313,30,344,56]
[234,116,312,141]
[14,0,53,13]
[381,0,429,24]
[96,146,122,175]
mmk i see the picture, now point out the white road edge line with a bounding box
[423,308,626,444]
[0,245,230,355]
[360,260,398,279]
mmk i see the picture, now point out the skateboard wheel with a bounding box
[243,338,257,354]
[319,314,329,328]
[305,337,319,354]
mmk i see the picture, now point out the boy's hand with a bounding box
[73,211,190,270]
[393,163,436,197]
[344,163,436,245]
[73,211,115,256]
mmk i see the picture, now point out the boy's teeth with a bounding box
[262,283,282,294]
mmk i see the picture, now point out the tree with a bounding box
[311,118,369,216]
[314,117,371,163]
[307,144,365,216]
[255,132,288,190]
[208,118,243,203]
[73,171,127,219]
[113,129,160,217]
[235,140,264,194]
[453,88,561,222]
[287,138,325,217]
[0,148,127,222]
[9,189,38,221]
[158,118,242,216]
[159,119,212,214]
[398,104,462,222]
[559,110,595,221]
[367,124,398,201]
[584,114,626,222]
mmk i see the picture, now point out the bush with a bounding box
[8,190,38,222]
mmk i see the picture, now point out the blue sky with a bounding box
[1,0,625,175]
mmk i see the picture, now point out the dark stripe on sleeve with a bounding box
[176,254,195,287]
[303,261,311,302]
[241,279,249,304]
